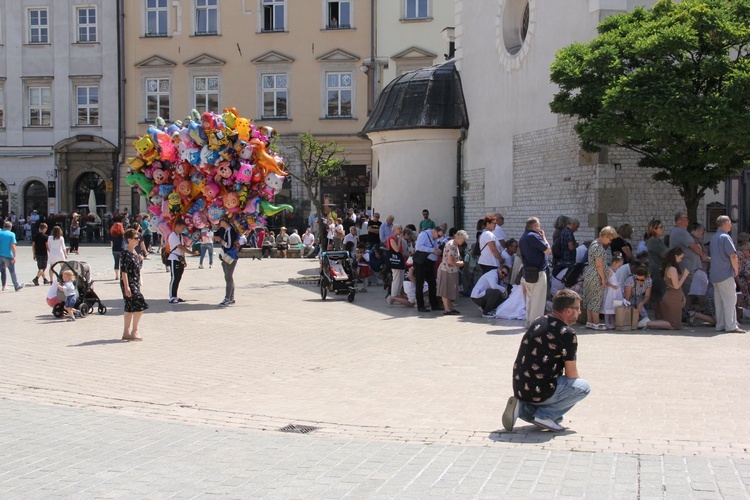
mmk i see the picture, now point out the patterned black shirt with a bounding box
[512,315,578,403]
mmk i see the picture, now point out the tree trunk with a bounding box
[682,184,702,225]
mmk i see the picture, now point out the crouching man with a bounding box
[502,289,590,432]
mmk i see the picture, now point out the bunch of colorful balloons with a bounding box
[126,108,293,241]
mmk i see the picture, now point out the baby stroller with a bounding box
[319,251,356,302]
[48,260,107,318]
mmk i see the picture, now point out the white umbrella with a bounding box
[88,190,101,224]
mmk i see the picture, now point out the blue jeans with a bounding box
[199,244,213,266]
[0,256,21,289]
[518,376,590,423]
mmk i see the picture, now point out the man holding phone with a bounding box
[519,217,551,327]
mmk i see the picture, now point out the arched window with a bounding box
[24,181,47,216]
[0,182,8,218]
[74,172,105,215]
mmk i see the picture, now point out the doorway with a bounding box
[24,181,47,216]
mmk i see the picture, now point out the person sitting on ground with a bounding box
[389,261,429,308]
[623,266,673,330]
[471,266,510,318]
[661,248,690,330]
[502,289,591,433]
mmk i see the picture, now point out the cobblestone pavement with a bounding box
[1,400,749,499]
[1,244,749,497]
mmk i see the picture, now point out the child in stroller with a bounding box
[48,261,108,318]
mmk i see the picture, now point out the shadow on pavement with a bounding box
[68,339,129,347]
[488,425,577,443]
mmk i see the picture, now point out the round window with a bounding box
[497,0,534,71]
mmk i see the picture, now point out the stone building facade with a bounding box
[455,0,701,243]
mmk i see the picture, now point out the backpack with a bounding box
[471,240,487,259]
[161,243,172,266]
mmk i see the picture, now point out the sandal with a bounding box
[687,310,697,327]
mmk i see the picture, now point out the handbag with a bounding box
[523,266,540,283]
[615,306,639,331]
[412,250,429,266]
[220,251,235,265]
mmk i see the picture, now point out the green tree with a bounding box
[287,133,348,220]
[550,0,750,222]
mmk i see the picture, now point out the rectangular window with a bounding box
[262,0,285,32]
[193,76,219,113]
[28,8,49,43]
[195,0,218,35]
[76,86,99,126]
[28,87,51,126]
[327,1,350,29]
[405,0,428,19]
[146,78,170,121]
[262,74,287,118]
[146,0,168,36]
[76,7,97,42]
[326,72,352,117]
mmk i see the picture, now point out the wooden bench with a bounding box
[238,247,303,258]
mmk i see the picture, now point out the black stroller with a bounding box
[319,251,356,302]
[49,260,107,318]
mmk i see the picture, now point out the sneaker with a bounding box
[43,279,51,285]
[532,417,566,432]
[585,322,595,329]
[228,299,235,305]
[482,312,496,318]
[169,297,179,304]
[219,299,230,307]
[15,284,25,292]
[417,307,431,313]
[687,310,697,327]
[386,297,394,308]
[32,277,39,286]
[637,317,650,329]
[198,265,204,269]
[502,396,520,431]
[66,318,76,322]
[595,323,607,331]
[176,298,186,303]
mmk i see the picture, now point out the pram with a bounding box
[319,251,356,302]
[48,260,107,318]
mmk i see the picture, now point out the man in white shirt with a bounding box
[302,229,316,257]
[478,215,503,273]
[493,213,508,251]
[288,229,302,247]
[471,266,510,318]
[343,226,358,248]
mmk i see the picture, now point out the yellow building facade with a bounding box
[120,0,373,221]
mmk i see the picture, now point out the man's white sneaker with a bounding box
[218,299,230,307]
[532,417,566,432]
[638,317,650,329]
[501,396,520,431]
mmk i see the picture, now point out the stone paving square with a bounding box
[0,245,749,497]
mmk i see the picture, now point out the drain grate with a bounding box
[277,424,319,434]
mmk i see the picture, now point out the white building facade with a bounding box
[454,0,697,241]
[0,0,119,220]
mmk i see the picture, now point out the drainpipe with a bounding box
[115,0,125,212]
[370,0,376,114]
[454,127,467,229]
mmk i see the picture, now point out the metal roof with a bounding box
[361,60,469,135]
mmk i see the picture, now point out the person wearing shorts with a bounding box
[32,223,50,286]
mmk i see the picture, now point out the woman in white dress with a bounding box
[47,226,68,264]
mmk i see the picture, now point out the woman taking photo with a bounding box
[437,230,467,315]
[110,222,125,281]
[217,217,240,307]
[645,219,668,317]
[120,228,147,341]
[661,248,690,330]
[582,226,617,330]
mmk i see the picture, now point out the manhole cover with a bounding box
[277,424,319,434]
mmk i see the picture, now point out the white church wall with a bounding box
[370,129,461,229]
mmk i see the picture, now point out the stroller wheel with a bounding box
[52,303,65,318]
[79,305,89,318]
[320,285,327,300]
[347,292,355,303]
[98,305,107,315]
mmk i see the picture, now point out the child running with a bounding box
[58,270,78,322]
